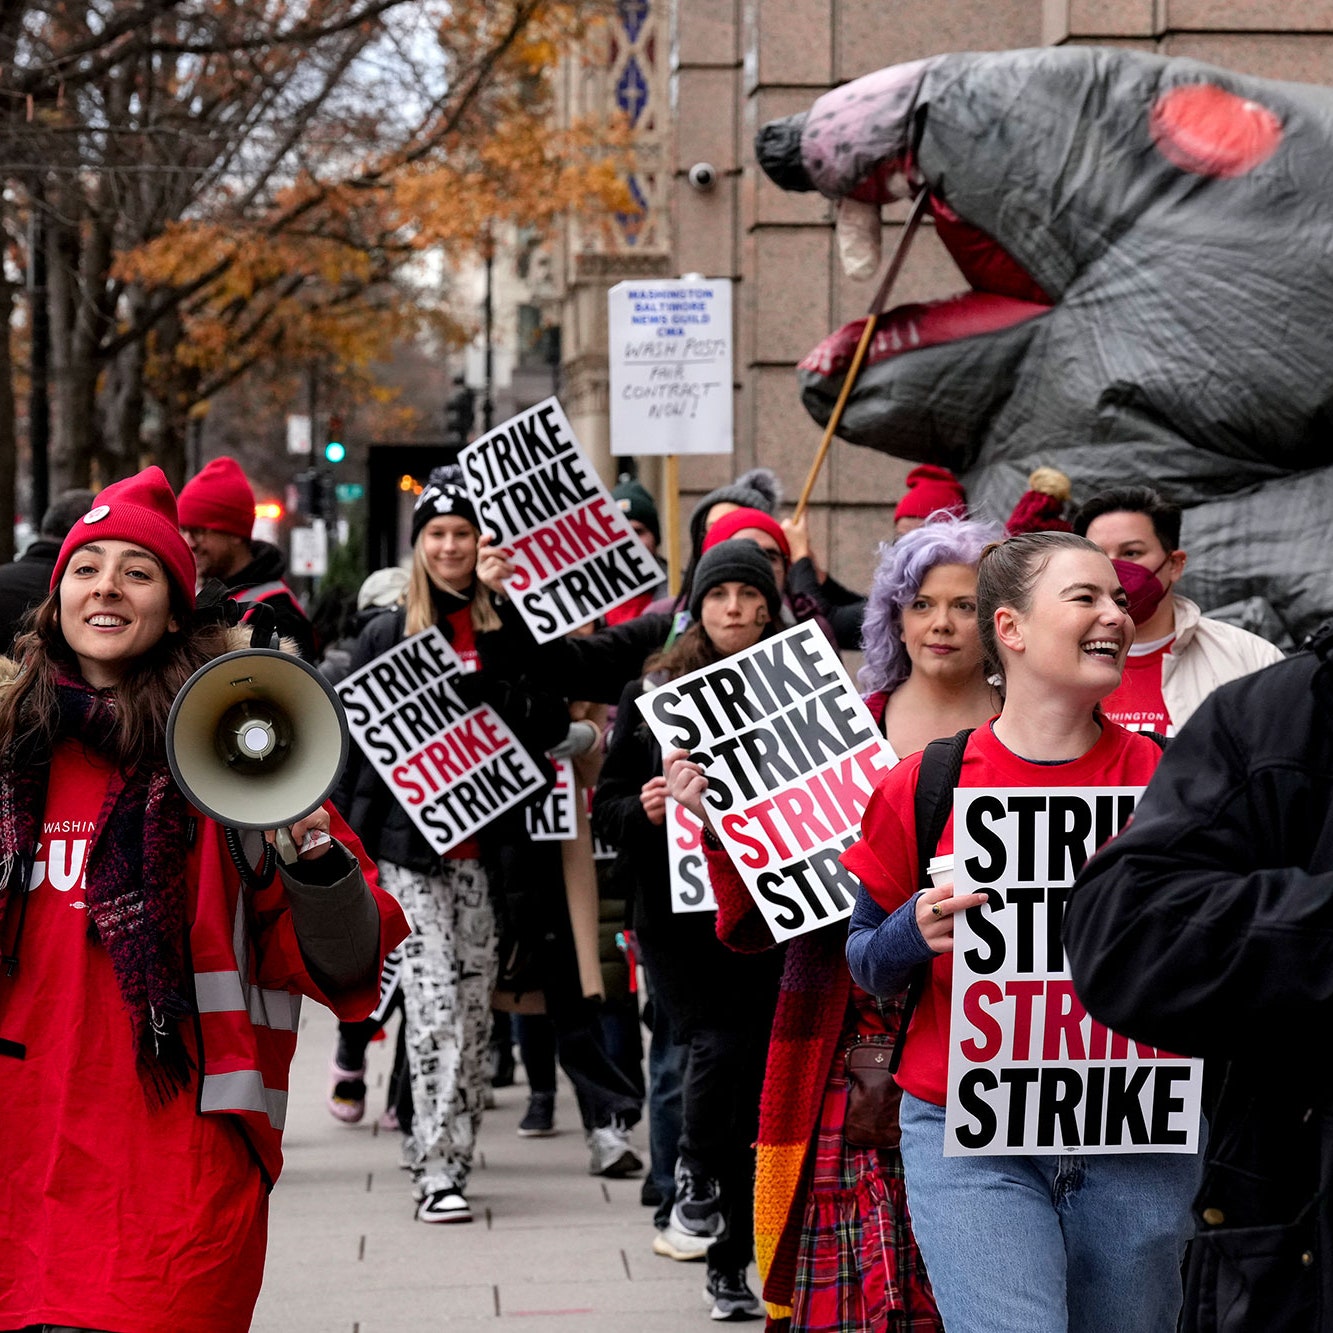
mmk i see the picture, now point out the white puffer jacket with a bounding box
[1161,595,1286,729]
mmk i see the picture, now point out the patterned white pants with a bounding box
[379,858,498,1196]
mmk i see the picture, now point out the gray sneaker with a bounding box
[587,1122,642,1177]
[652,1221,713,1261]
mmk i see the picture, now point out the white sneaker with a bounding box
[587,1122,643,1177]
[652,1221,714,1261]
[416,1189,472,1223]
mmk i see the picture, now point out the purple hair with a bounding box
[858,511,1005,694]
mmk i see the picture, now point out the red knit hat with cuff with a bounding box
[702,506,791,562]
[1006,466,1074,536]
[176,456,256,540]
[893,465,967,522]
[51,466,198,609]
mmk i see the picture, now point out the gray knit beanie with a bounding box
[688,539,783,625]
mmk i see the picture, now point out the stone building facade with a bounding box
[545,0,1333,594]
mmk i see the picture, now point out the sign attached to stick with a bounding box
[337,626,547,854]
[636,623,893,941]
[608,278,734,457]
[945,787,1204,1156]
[667,798,715,913]
[526,757,577,841]
[459,398,659,643]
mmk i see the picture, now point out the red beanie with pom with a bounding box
[894,465,967,522]
[1006,466,1074,536]
[702,507,791,562]
[51,466,197,608]
[177,456,256,540]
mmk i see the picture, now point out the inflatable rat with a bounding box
[758,47,1333,642]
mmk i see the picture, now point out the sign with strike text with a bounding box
[667,798,715,913]
[460,398,660,643]
[608,278,734,456]
[944,787,1204,1156]
[637,623,893,941]
[526,757,577,841]
[337,626,546,854]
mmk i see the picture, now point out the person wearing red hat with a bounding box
[177,455,316,660]
[894,464,967,537]
[0,467,409,1333]
[700,506,791,592]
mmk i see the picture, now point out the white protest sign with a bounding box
[945,787,1204,1157]
[587,786,616,861]
[608,278,734,456]
[667,798,714,913]
[336,626,547,855]
[526,757,577,841]
[460,398,660,642]
[290,522,327,576]
[636,622,893,941]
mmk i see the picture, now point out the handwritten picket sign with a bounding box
[459,398,660,642]
[337,626,546,854]
[526,757,578,841]
[944,787,1204,1156]
[637,622,893,941]
[667,798,715,913]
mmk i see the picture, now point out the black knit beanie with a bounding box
[412,464,479,545]
[688,539,783,625]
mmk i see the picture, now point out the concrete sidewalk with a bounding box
[252,1010,733,1332]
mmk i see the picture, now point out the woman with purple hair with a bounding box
[667,512,1001,1331]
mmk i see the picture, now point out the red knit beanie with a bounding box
[1006,466,1074,535]
[51,466,197,608]
[894,465,967,522]
[176,456,256,540]
[702,507,791,562]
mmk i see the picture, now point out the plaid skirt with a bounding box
[789,1048,941,1333]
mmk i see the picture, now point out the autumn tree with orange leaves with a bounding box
[0,0,630,556]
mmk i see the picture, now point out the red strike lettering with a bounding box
[961,980,1004,1061]
[509,497,622,580]
[392,714,510,801]
[673,803,703,851]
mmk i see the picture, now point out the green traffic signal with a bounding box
[324,440,346,463]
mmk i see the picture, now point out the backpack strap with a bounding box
[889,726,973,1074]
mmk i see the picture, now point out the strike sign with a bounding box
[337,626,547,854]
[667,798,715,913]
[945,787,1203,1156]
[526,758,577,841]
[637,623,893,941]
[460,398,660,642]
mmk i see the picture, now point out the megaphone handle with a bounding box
[274,826,300,864]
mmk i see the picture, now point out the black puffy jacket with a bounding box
[1066,647,1331,1333]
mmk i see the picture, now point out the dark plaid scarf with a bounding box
[0,678,193,1103]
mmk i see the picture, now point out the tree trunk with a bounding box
[0,195,17,562]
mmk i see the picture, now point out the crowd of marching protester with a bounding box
[0,446,1321,1333]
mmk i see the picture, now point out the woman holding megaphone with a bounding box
[0,467,407,1333]
[333,464,571,1225]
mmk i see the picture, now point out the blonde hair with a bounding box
[404,535,500,636]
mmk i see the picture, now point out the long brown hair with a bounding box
[0,590,232,773]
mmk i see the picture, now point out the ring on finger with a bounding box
[930,902,943,919]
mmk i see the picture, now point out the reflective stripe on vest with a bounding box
[235,579,295,607]
[194,970,301,1032]
[200,1069,289,1130]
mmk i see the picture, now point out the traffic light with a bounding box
[445,379,475,447]
[325,414,345,463]
[294,468,324,519]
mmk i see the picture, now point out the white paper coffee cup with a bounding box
[926,854,954,888]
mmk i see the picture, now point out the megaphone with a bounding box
[167,649,349,862]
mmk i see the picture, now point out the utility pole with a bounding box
[28,206,49,519]
[483,236,495,433]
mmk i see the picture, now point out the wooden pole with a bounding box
[791,190,931,522]
[665,453,681,596]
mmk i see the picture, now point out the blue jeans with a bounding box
[646,1002,687,1225]
[899,1091,1203,1333]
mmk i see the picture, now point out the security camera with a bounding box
[687,162,718,192]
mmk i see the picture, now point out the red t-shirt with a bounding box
[841,719,1162,1108]
[1099,636,1176,737]
[0,742,268,1333]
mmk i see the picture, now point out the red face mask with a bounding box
[1112,554,1172,626]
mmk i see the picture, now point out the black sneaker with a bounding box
[640,1177,664,1207]
[704,1268,762,1321]
[518,1091,556,1137]
[670,1160,724,1237]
